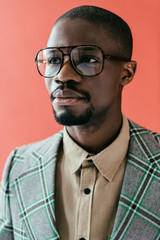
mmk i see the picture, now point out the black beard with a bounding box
[53,105,94,126]
[50,83,93,126]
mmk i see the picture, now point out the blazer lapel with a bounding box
[111,120,160,240]
[13,131,63,240]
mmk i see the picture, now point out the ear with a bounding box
[120,61,137,86]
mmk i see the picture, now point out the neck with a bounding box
[66,112,123,154]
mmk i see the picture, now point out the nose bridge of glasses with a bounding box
[59,47,74,70]
[62,53,70,63]
[56,50,76,76]
[56,51,82,81]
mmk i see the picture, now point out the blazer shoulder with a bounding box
[128,119,160,144]
[128,119,160,170]
[15,130,63,156]
[1,130,63,186]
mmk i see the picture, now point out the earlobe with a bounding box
[120,61,137,86]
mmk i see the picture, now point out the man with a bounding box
[0,5,160,240]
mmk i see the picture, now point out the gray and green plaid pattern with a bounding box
[111,120,160,240]
[0,120,160,240]
[0,132,63,240]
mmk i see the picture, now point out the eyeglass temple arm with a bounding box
[104,54,130,62]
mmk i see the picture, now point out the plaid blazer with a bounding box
[0,120,160,240]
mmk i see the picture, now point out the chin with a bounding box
[53,107,94,126]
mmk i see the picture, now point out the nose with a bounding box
[53,57,82,84]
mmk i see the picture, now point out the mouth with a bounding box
[54,97,83,105]
[52,89,87,106]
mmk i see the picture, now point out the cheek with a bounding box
[45,78,55,95]
[89,77,121,105]
[89,83,109,105]
[45,78,50,91]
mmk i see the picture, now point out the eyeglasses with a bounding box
[35,45,129,78]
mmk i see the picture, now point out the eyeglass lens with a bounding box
[36,46,104,77]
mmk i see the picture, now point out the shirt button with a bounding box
[84,188,91,194]
[88,159,93,163]
[80,238,86,240]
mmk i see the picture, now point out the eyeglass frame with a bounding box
[34,45,131,78]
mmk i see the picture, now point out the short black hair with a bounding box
[55,5,133,60]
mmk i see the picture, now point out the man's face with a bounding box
[45,19,126,127]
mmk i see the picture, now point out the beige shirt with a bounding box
[55,116,130,240]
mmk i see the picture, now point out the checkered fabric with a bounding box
[0,120,160,240]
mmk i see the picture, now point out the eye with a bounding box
[47,57,61,64]
[80,56,99,63]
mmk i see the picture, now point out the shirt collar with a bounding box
[63,128,88,173]
[63,115,130,181]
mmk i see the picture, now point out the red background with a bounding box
[0,0,160,179]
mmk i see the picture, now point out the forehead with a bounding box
[47,19,119,55]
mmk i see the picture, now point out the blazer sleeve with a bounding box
[0,150,16,240]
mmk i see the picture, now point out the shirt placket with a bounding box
[75,160,96,240]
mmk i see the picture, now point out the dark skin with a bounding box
[46,19,137,154]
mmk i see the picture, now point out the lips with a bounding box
[53,89,85,99]
[52,89,86,106]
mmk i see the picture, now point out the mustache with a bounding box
[50,83,91,102]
